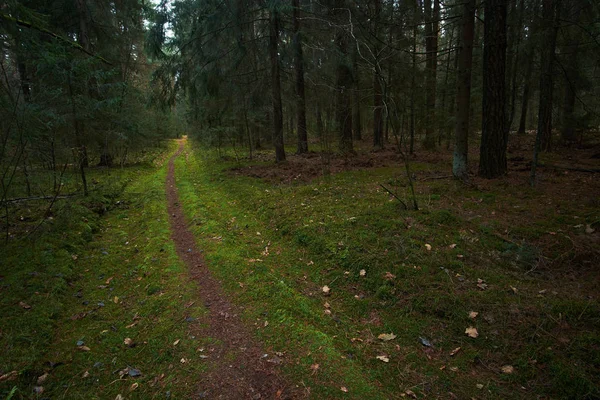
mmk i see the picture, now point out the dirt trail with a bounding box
[165,140,292,399]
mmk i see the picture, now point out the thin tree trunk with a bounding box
[293,0,309,154]
[352,46,362,141]
[410,18,417,154]
[372,0,384,149]
[453,0,476,179]
[424,0,439,149]
[479,0,508,179]
[269,6,286,162]
[536,0,560,153]
[333,0,353,154]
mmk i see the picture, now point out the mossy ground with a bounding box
[173,139,599,399]
[1,142,208,399]
[1,137,598,399]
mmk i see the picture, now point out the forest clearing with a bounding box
[2,0,600,398]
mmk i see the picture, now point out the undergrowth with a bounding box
[0,141,207,399]
[174,140,599,399]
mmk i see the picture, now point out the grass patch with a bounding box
[173,140,600,399]
[0,142,208,399]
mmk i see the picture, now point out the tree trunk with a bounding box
[352,47,362,141]
[452,0,476,179]
[333,0,354,154]
[292,0,309,154]
[424,0,439,149]
[410,17,417,154]
[269,6,286,162]
[517,48,534,135]
[536,0,559,153]
[479,0,508,179]
[372,0,384,149]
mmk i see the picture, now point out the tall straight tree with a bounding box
[479,0,508,178]
[535,0,559,152]
[423,0,439,149]
[372,0,384,149]
[332,0,354,154]
[269,4,286,162]
[452,0,476,179]
[292,0,308,154]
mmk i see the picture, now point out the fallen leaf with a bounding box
[82,371,90,378]
[113,296,119,304]
[340,386,348,392]
[449,347,461,356]
[324,309,332,315]
[383,272,396,280]
[310,363,319,375]
[501,365,514,374]
[376,355,390,363]
[322,285,331,296]
[476,384,484,390]
[425,243,432,251]
[173,339,180,346]
[510,286,518,294]
[130,382,139,391]
[126,322,138,329]
[324,302,330,309]
[180,358,187,364]
[465,327,479,338]
[19,301,31,309]
[359,269,366,276]
[585,224,595,234]
[124,338,134,347]
[405,389,417,398]
[37,373,49,385]
[449,243,457,249]
[115,395,124,400]
[78,345,91,351]
[105,277,113,285]
[378,333,397,341]
[469,311,479,319]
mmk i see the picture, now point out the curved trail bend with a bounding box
[166,140,292,399]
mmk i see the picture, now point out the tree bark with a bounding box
[292,0,308,154]
[479,0,508,179]
[269,6,286,162]
[423,0,439,149]
[352,46,362,141]
[536,0,559,153]
[333,0,354,154]
[452,0,476,179]
[372,0,384,149]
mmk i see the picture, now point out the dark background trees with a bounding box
[2,0,599,214]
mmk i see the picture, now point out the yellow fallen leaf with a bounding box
[377,333,397,341]
[359,269,366,276]
[376,355,390,363]
[113,296,119,304]
[449,347,461,356]
[465,326,479,338]
[130,382,139,391]
[501,365,514,374]
[173,339,180,346]
[425,243,432,251]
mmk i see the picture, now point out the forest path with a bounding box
[165,139,291,399]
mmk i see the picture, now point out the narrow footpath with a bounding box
[165,140,292,399]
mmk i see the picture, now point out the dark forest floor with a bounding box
[1,132,599,399]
